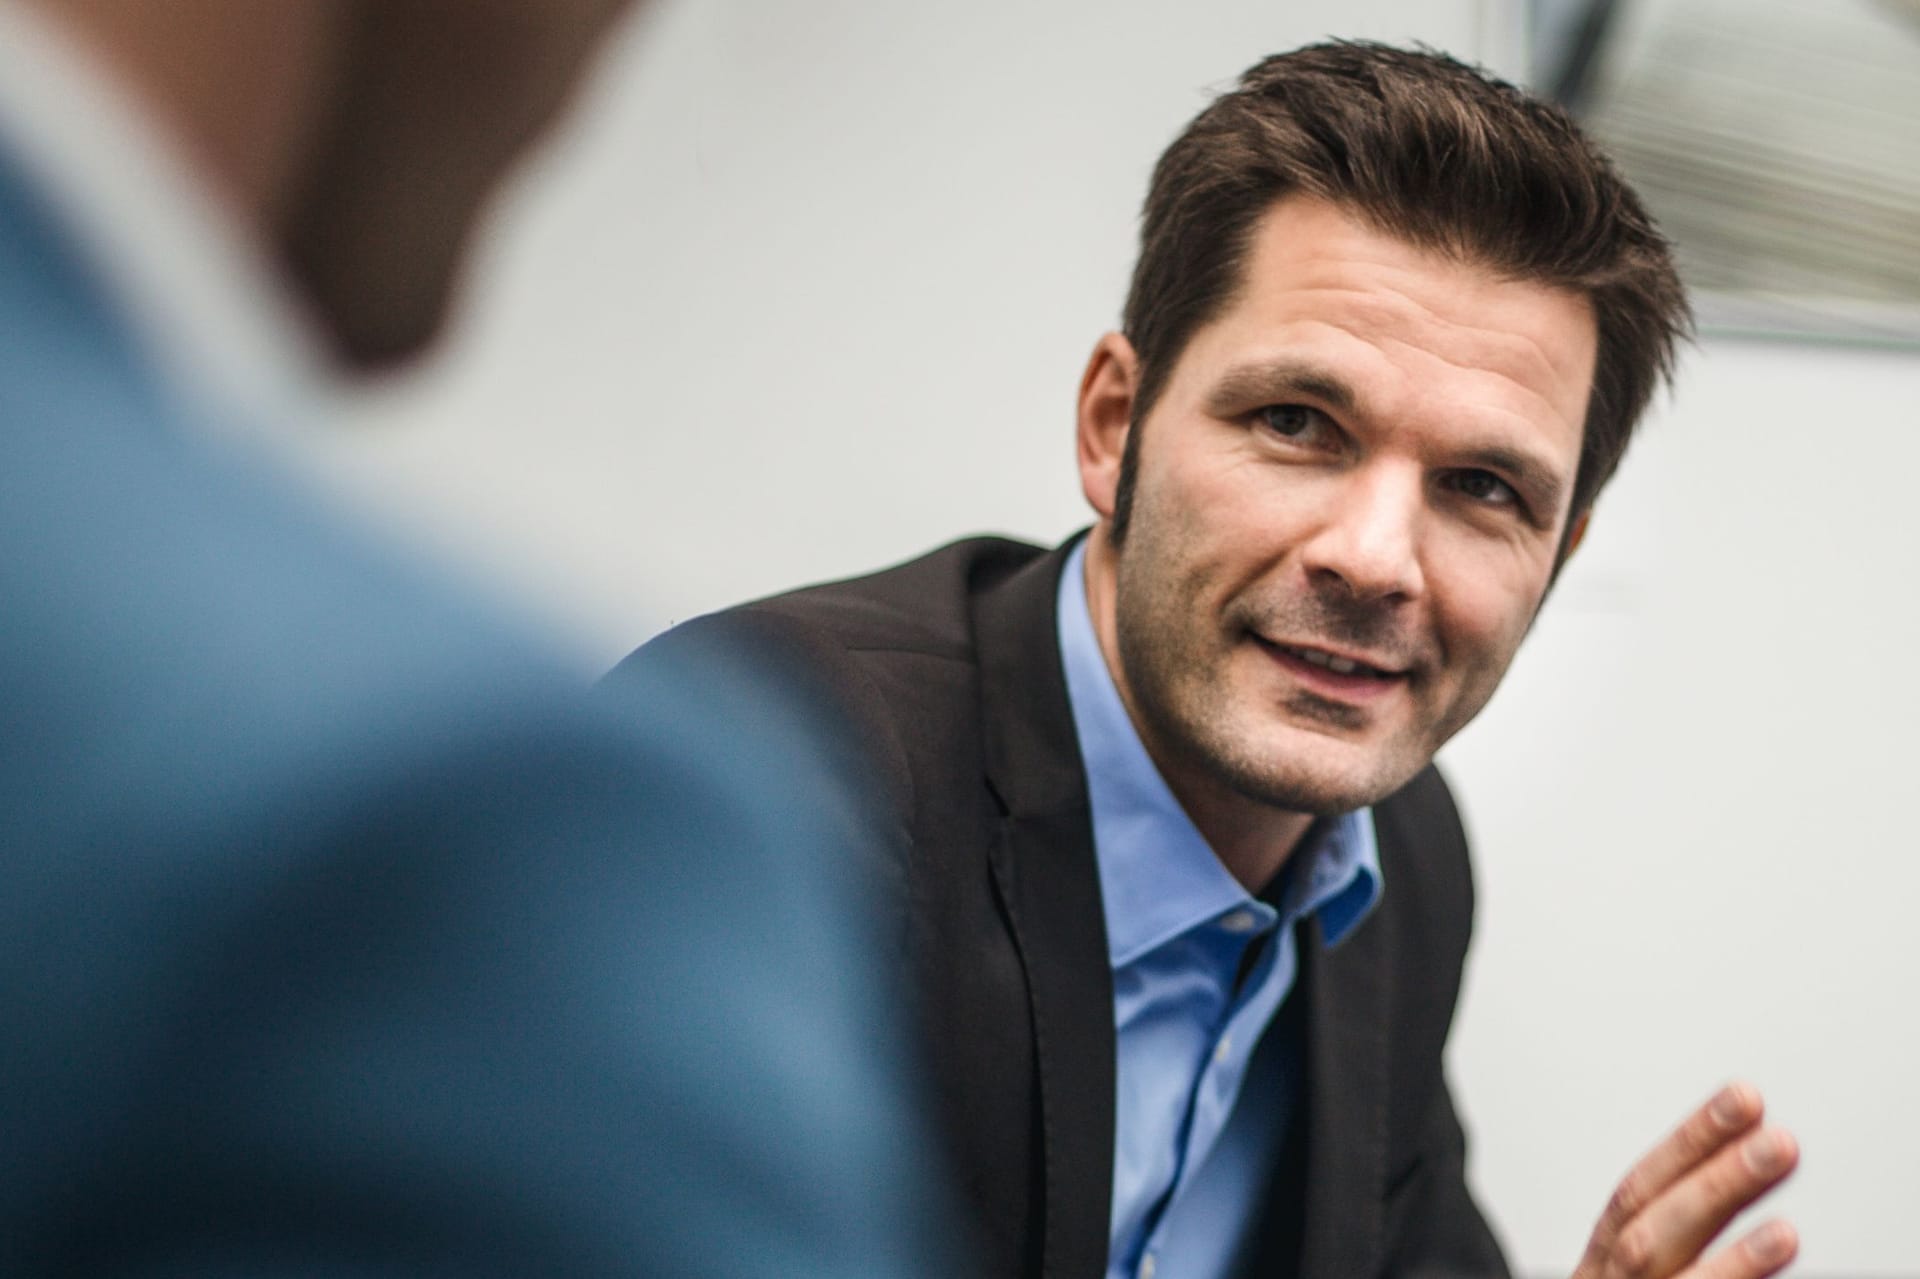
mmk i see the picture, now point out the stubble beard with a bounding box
[1111,536,1436,819]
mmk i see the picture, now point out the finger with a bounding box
[1591,1083,1766,1246]
[1681,1218,1798,1279]
[1614,1125,1798,1278]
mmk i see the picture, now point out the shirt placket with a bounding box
[1132,903,1288,1277]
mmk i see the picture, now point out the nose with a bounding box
[1298,465,1425,604]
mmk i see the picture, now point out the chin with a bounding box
[1216,730,1427,816]
[315,291,451,370]
[1226,770,1388,817]
[280,200,470,372]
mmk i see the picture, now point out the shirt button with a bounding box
[1220,909,1256,933]
[1139,1253,1157,1279]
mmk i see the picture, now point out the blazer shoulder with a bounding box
[1374,762,1467,848]
[746,535,1053,658]
[612,535,1054,780]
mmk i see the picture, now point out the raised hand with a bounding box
[1572,1083,1798,1279]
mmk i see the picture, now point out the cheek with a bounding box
[1129,458,1229,580]
[1130,430,1313,610]
[1431,554,1550,678]
[1178,463,1310,571]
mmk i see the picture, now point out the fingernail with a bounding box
[1743,1130,1786,1175]
[1751,1221,1794,1264]
[1711,1083,1749,1127]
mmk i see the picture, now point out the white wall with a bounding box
[289,2,1918,1273]
[1445,339,1920,1273]
[312,0,1492,652]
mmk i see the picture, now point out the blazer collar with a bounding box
[1295,910,1393,1279]
[972,533,1117,1279]
[974,533,1091,818]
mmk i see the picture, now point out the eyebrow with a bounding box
[1205,358,1358,417]
[1205,357,1572,520]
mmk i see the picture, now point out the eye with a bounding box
[1446,469,1521,509]
[1254,403,1335,445]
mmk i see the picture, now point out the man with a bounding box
[614,42,1799,1279]
[0,2,942,1275]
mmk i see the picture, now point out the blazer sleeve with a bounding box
[1379,1071,1512,1278]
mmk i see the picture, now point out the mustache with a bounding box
[1235,586,1425,667]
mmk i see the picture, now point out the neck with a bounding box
[1081,524,1317,895]
[1152,752,1315,895]
[1185,797,1315,896]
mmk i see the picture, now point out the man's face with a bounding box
[1083,196,1597,817]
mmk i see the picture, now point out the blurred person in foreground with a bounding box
[0,1,944,1275]
[616,42,1798,1279]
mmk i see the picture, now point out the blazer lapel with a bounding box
[974,540,1116,1279]
[1294,910,1394,1279]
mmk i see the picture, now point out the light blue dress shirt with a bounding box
[1055,540,1383,1279]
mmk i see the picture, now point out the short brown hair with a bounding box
[1113,41,1688,542]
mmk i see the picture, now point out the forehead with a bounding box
[1167,197,1598,469]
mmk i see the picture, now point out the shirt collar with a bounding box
[1055,537,1382,968]
[0,1,341,441]
[1273,808,1380,948]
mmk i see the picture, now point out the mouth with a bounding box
[1253,636,1411,700]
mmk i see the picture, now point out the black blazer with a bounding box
[618,536,1509,1279]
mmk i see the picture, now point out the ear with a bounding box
[1077,332,1140,519]
[1562,508,1591,560]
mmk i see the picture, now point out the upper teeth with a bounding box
[1291,646,1363,675]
